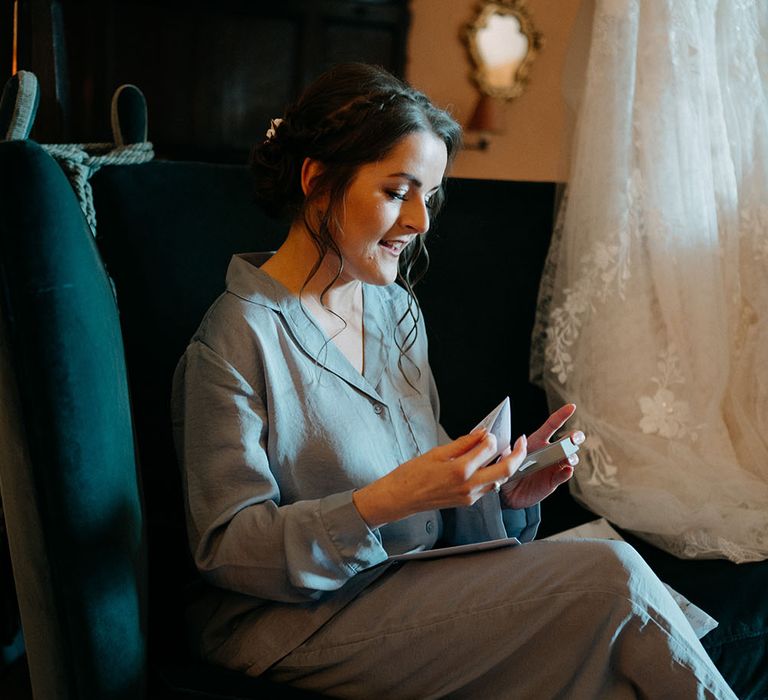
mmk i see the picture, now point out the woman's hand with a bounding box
[499,403,585,510]
[353,430,528,528]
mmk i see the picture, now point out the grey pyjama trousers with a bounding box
[266,539,736,699]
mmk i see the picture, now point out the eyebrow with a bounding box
[387,172,441,192]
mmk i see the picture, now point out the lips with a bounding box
[378,238,409,255]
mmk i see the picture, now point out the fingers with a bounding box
[473,434,527,487]
[459,430,501,473]
[434,430,490,460]
[550,463,575,489]
[510,433,528,465]
[551,448,580,472]
[560,432,583,469]
[530,403,577,444]
[433,430,502,478]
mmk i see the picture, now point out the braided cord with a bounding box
[42,141,155,236]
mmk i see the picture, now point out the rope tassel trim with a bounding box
[41,141,155,236]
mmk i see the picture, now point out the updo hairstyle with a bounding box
[250,62,462,223]
[250,63,462,384]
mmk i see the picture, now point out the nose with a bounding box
[401,197,430,235]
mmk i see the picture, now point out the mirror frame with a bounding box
[463,0,543,100]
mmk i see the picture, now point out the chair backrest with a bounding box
[90,159,288,658]
[0,139,326,699]
[0,139,146,699]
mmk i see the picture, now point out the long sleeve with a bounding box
[173,258,538,610]
[173,342,389,604]
[502,504,541,541]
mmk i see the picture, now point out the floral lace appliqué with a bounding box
[545,170,642,384]
[638,347,700,442]
[578,421,620,489]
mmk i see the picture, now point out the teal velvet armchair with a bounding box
[0,138,146,698]
[0,119,318,697]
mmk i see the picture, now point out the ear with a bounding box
[300,157,325,197]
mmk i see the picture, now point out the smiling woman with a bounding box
[279,130,447,292]
[171,62,737,698]
[249,64,460,377]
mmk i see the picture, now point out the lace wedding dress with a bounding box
[531,0,768,562]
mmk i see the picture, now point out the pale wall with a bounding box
[407,0,583,182]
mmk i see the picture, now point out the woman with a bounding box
[172,63,735,698]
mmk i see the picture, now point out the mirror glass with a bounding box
[478,14,528,90]
[464,1,542,100]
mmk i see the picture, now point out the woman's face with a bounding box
[330,130,448,286]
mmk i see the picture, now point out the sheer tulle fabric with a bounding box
[531,0,768,562]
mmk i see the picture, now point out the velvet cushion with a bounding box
[91,162,287,647]
[419,178,556,440]
[90,162,328,698]
[0,72,39,141]
[0,139,145,698]
[111,85,148,146]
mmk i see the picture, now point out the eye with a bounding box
[386,190,408,202]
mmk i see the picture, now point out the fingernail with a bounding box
[470,427,487,436]
[573,431,585,445]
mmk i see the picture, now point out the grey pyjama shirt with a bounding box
[172,254,736,699]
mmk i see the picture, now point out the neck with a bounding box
[262,222,366,374]
[261,223,361,313]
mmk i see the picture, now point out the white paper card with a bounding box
[472,397,512,466]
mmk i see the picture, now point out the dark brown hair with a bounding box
[250,62,462,383]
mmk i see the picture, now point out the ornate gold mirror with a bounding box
[464,0,543,100]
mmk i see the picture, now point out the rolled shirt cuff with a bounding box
[502,503,541,542]
[319,490,389,574]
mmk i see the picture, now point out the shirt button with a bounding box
[425,520,434,534]
[373,403,383,415]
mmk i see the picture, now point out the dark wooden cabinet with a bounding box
[9,0,411,162]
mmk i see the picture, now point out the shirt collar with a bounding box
[225,253,393,402]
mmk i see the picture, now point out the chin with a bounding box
[353,261,399,286]
[371,266,400,286]
[360,274,397,287]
